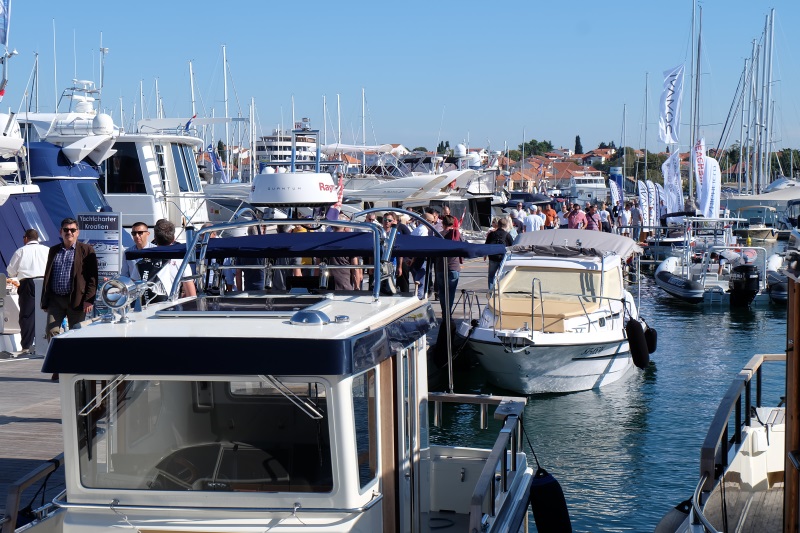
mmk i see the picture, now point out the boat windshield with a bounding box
[500,267,621,301]
[75,378,333,493]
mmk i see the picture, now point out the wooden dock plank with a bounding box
[0,356,65,522]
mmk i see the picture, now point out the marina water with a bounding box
[433,261,787,532]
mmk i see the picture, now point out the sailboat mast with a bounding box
[622,104,626,194]
[688,1,696,203]
[361,88,366,171]
[644,73,648,182]
[223,45,229,165]
[189,60,196,118]
[764,8,775,186]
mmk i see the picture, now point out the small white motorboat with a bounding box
[457,229,655,395]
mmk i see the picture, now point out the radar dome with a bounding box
[93,113,114,135]
[454,144,467,157]
[249,171,338,208]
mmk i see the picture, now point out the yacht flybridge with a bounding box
[4,170,551,532]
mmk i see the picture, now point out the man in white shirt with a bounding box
[120,221,155,280]
[524,205,544,231]
[6,229,49,352]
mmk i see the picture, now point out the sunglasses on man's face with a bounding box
[131,231,148,236]
[61,227,78,233]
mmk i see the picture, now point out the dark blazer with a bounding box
[41,241,99,310]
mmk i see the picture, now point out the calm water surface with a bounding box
[432,261,788,532]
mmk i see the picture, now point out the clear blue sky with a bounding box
[7,1,800,156]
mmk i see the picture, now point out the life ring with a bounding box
[626,319,650,369]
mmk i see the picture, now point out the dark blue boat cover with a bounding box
[28,142,99,178]
[126,232,506,260]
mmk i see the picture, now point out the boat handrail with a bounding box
[49,492,383,516]
[531,277,545,333]
[429,393,527,532]
[172,218,385,302]
[691,353,785,530]
[1,453,64,533]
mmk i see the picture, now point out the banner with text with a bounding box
[661,151,683,222]
[698,157,721,219]
[77,213,122,280]
[658,64,685,145]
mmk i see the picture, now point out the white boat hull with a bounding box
[461,324,633,394]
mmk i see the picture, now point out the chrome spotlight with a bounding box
[100,277,140,323]
[101,277,137,309]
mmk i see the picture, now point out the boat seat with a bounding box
[489,297,602,333]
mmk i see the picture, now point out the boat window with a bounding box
[75,378,333,493]
[76,182,110,213]
[501,267,621,301]
[18,200,51,242]
[172,144,191,192]
[105,143,146,194]
[352,369,377,488]
[182,145,203,191]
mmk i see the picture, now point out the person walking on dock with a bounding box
[41,218,99,380]
[6,229,48,354]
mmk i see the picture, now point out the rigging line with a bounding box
[714,68,746,154]
[224,57,245,117]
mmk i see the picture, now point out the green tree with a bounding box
[217,140,227,163]
[773,148,800,177]
[575,135,583,154]
[412,146,428,152]
[517,139,553,156]
[598,141,608,150]
[508,150,522,162]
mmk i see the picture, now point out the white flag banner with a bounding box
[646,180,658,227]
[693,137,706,208]
[661,151,683,224]
[609,179,621,208]
[637,181,649,230]
[699,156,721,219]
[658,64,685,145]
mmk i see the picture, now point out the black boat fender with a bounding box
[530,467,572,533]
[626,319,650,369]
[644,326,657,354]
[654,499,691,532]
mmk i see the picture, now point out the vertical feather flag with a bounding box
[658,64,685,145]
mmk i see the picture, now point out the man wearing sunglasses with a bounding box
[120,222,154,279]
[41,218,99,349]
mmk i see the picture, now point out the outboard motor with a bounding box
[729,263,761,307]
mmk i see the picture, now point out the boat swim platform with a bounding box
[0,354,64,522]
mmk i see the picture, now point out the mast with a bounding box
[336,94,341,145]
[250,97,256,180]
[98,33,108,111]
[361,87,366,171]
[52,19,57,111]
[322,94,327,145]
[738,58,747,193]
[621,104,626,194]
[644,72,648,182]
[189,60,196,118]
[763,9,775,185]
[688,1,696,202]
[223,45,229,165]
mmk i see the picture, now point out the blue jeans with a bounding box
[437,270,460,316]
[410,264,427,299]
[488,260,502,289]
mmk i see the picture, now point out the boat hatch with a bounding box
[155,295,330,318]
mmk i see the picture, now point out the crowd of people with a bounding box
[6,198,666,358]
[499,197,666,241]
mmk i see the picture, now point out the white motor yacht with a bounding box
[456,229,654,394]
